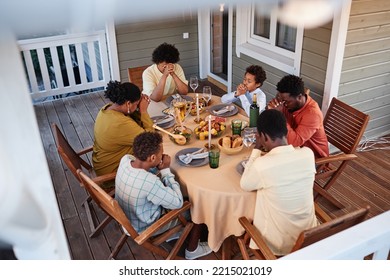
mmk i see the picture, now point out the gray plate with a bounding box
[209,103,238,117]
[165,94,193,106]
[236,160,247,175]
[151,115,175,129]
[175,147,209,167]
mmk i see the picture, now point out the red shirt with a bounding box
[282,95,329,159]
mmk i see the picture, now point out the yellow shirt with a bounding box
[240,145,318,255]
[92,104,154,176]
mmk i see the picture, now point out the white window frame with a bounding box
[236,4,303,75]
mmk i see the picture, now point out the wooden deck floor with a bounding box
[33,84,390,260]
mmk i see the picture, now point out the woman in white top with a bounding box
[221,65,267,116]
[142,43,188,102]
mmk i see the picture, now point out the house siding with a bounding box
[115,15,199,82]
[300,23,332,106]
[339,0,390,138]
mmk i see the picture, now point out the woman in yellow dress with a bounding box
[92,80,154,177]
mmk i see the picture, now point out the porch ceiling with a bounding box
[1,0,349,37]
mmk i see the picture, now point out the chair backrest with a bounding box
[127,65,149,91]
[51,123,92,180]
[291,206,370,252]
[77,169,139,238]
[323,98,370,154]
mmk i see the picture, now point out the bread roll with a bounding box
[222,136,232,148]
[232,137,243,148]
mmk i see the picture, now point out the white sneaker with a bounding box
[185,241,212,260]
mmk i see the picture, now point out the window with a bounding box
[236,3,303,74]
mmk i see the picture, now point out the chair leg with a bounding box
[89,216,113,238]
[237,237,250,260]
[314,184,344,209]
[108,233,128,260]
[82,199,97,234]
[167,222,193,260]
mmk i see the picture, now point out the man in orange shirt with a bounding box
[268,75,329,159]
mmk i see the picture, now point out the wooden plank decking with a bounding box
[33,84,390,260]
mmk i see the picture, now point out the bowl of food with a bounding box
[194,118,226,140]
[169,125,192,145]
[218,135,244,155]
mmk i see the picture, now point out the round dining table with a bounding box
[147,93,256,258]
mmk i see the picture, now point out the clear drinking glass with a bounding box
[202,86,212,105]
[242,127,256,149]
[189,76,199,93]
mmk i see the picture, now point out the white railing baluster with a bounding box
[23,50,39,93]
[50,46,64,89]
[36,48,51,92]
[75,43,87,84]
[62,44,76,87]
[87,41,99,83]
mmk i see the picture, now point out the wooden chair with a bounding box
[314,98,370,208]
[127,65,149,91]
[77,170,193,260]
[237,205,370,260]
[51,123,116,238]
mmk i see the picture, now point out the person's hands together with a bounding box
[138,94,151,113]
[158,154,171,170]
[236,84,247,96]
[267,97,284,111]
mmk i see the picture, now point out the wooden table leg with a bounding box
[221,236,232,260]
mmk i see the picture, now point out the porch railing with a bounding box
[282,210,390,260]
[18,31,111,102]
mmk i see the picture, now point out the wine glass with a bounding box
[202,86,212,105]
[189,76,199,93]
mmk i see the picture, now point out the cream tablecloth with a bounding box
[148,93,256,252]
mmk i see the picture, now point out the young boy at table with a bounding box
[115,131,212,260]
[221,65,267,116]
[240,109,318,256]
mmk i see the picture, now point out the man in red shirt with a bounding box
[268,75,329,159]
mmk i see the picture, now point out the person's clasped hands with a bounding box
[138,93,151,113]
[157,154,171,170]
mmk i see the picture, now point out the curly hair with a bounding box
[133,132,163,161]
[104,80,141,105]
[246,65,267,85]
[276,75,304,97]
[257,109,287,141]
[152,43,180,64]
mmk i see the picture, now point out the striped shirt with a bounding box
[115,155,184,233]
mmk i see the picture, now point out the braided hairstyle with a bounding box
[104,80,141,105]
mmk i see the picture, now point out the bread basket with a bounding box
[217,135,244,155]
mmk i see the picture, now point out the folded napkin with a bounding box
[178,151,208,165]
[213,105,234,115]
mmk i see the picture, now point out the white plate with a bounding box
[175,147,209,167]
[151,115,175,129]
[209,103,238,117]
